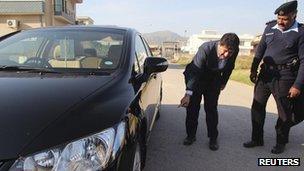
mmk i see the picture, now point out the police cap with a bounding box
[274,0,297,15]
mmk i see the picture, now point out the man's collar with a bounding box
[272,21,299,33]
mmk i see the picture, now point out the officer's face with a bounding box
[277,13,296,31]
[218,45,233,59]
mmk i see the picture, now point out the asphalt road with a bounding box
[145,64,304,171]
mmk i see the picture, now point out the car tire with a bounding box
[117,137,144,171]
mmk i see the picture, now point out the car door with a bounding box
[142,36,163,131]
[134,35,158,135]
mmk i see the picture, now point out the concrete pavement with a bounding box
[145,64,304,171]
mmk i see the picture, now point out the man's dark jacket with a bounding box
[184,41,239,92]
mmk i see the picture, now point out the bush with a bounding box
[230,69,253,86]
[175,53,194,66]
[234,55,253,70]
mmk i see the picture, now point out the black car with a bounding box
[0,26,168,171]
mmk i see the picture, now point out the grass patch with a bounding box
[234,55,253,70]
[230,69,253,86]
[175,54,193,66]
[231,55,254,86]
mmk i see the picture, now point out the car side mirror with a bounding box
[143,57,168,75]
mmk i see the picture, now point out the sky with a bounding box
[77,0,304,36]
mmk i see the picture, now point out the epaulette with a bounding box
[266,19,276,25]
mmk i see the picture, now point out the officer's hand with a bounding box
[288,86,301,98]
[179,94,190,108]
[250,72,258,83]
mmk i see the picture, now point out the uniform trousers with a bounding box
[251,75,296,144]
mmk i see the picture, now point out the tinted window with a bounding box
[0,29,125,70]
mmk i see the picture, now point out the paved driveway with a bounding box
[145,64,304,171]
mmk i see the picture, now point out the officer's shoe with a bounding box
[183,137,196,146]
[271,144,285,154]
[209,138,219,151]
[243,140,264,148]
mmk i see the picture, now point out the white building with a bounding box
[182,30,254,56]
[76,16,94,25]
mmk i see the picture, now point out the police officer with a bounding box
[243,0,304,154]
[179,33,239,151]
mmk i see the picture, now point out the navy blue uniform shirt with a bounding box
[253,20,304,90]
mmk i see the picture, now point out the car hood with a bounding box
[0,73,127,160]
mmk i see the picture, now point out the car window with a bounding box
[134,53,141,73]
[141,36,153,57]
[0,29,125,71]
[0,36,45,65]
[135,35,148,72]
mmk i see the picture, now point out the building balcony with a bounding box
[73,0,83,3]
[0,1,44,15]
[54,5,75,24]
[54,10,75,24]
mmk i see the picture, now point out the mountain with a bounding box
[143,31,187,45]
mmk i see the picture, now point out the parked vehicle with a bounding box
[0,26,168,171]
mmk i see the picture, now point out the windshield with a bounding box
[0,29,125,71]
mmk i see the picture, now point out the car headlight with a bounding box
[10,121,126,171]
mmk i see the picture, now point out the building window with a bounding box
[54,0,62,12]
[240,41,245,46]
[64,0,67,13]
[54,0,67,13]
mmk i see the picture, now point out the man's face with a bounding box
[218,45,233,60]
[277,13,296,31]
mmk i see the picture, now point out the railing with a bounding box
[54,4,75,23]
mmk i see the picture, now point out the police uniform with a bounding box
[245,0,304,153]
[183,41,239,143]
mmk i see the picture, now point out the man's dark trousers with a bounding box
[186,79,221,139]
[251,73,297,144]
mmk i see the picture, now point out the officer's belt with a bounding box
[265,64,292,70]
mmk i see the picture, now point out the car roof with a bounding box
[22,25,137,34]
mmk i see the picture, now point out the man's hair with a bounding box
[219,33,240,50]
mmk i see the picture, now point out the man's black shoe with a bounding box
[209,138,219,151]
[183,137,196,146]
[243,141,264,148]
[271,144,285,154]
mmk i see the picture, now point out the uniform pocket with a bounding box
[278,79,294,97]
